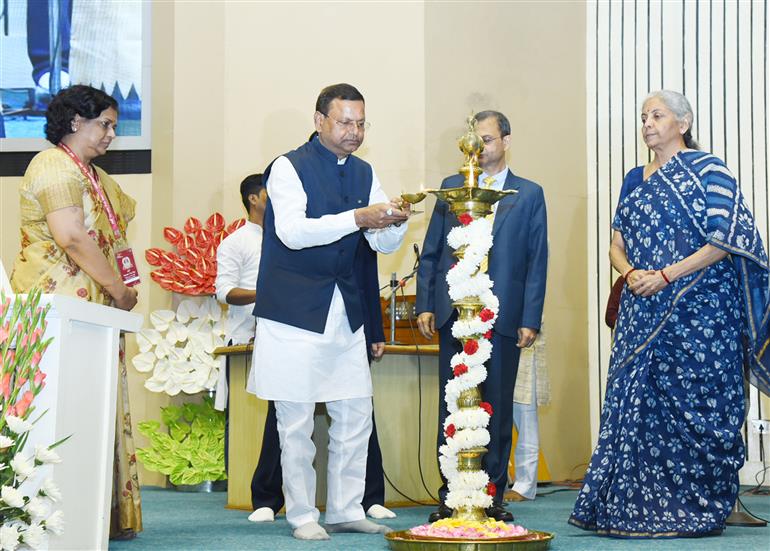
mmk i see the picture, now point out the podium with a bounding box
[21,294,142,551]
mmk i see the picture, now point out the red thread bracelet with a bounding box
[624,268,637,283]
[660,270,671,284]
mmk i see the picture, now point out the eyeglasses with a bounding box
[481,136,501,145]
[321,113,371,132]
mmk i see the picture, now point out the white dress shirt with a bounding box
[479,166,509,213]
[215,221,262,345]
[250,154,406,402]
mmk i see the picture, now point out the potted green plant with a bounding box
[136,396,226,490]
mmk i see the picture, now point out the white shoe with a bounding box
[248,507,275,522]
[366,504,397,519]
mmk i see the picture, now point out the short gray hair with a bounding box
[643,90,699,149]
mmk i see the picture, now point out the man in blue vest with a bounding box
[250,83,409,541]
[416,110,548,523]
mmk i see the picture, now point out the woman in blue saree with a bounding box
[570,90,770,538]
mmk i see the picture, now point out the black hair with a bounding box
[315,83,364,115]
[240,174,265,212]
[45,85,119,145]
[474,110,511,137]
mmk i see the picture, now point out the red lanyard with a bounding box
[58,143,124,242]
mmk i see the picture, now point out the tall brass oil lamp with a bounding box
[401,116,517,522]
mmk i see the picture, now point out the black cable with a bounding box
[400,285,440,503]
[380,468,434,507]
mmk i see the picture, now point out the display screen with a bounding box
[0,0,150,152]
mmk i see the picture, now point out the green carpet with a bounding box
[109,486,770,550]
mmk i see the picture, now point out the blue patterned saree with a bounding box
[570,150,770,537]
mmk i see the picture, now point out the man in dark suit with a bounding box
[416,110,548,523]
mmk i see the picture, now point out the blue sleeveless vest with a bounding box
[253,137,372,333]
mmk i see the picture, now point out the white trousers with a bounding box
[512,367,539,500]
[275,397,373,528]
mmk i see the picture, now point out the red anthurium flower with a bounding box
[453,363,469,377]
[458,212,473,226]
[184,216,202,234]
[145,248,164,266]
[479,308,494,322]
[486,482,497,497]
[479,402,493,416]
[163,227,183,245]
[445,424,456,438]
[463,339,479,355]
[206,212,225,232]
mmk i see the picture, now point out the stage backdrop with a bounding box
[587,0,770,485]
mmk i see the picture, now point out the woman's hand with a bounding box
[110,282,138,311]
[629,270,668,297]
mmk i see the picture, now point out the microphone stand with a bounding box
[384,256,420,346]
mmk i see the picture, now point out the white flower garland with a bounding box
[439,216,499,512]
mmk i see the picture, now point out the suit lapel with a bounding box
[492,171,521,237]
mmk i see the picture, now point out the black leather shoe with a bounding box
[428,503,453,523]
[485,503,513,522]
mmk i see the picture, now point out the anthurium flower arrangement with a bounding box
[136,397,225,486]
[145,214,245,295]
[0,289,67,548]
[131,298,225,396]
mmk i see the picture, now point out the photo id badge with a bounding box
[115,248,141,287]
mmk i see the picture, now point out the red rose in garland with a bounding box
[463,339,479,355]
[453,363,469,377]
[145,213,244,295]
[486,482,497,497]
[445,424,456,438]
[457,212,473,226]
[479,401,493,416]
[483,329,493,340]
[479,308,495,322]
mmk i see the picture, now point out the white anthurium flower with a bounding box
[203,368,219,390]
[166,346,188,363]
[149,310,176,331]
[40,478,61,502]
[20,523,45,550]
[130,351,156,373]
[153,359,171,380]
[1,485,25,508]
[0,524,20,551]
[0,435,14,449]
[186,317,208,334]
[153,339,173,360]
[10,454,35,479]
[198,296,222,322]
[165,321,189,344]
[44,509,64,535]
[176,299,200,323]
[163,378,182,396]
[211,318,226,337]
[136,329,162,353]
[34,445,61,465]
[180,342,197,360]
[190,331,214,354]
[5,416,33,435]
[143,376,166,393]
[25,497,49,521]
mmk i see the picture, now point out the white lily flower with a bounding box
[0,524,20,551]
[44,510,64,535]
[40,478,61,502]
[10,454,35,479]
[25,497,49,521]
[5,416,32,435]
[0,434,15,448]
[1,485,25,508]
[34,445,61,465]
[20,523,45,549]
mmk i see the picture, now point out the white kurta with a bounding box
[249,154,406,402]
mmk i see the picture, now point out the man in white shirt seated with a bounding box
[214,174,265,412]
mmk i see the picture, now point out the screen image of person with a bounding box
[570,90,770,538]
[10,84,142,540]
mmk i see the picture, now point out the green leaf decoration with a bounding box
[136,397,226,485]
